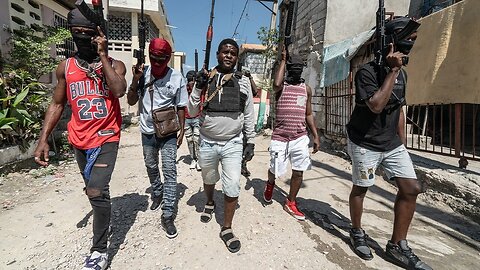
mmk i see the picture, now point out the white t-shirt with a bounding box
[134,66,188,134]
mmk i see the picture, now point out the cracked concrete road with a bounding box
[0,125,479,269]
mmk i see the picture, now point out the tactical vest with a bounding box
[204,72,247,113]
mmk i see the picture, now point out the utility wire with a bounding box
[232,0,249,38]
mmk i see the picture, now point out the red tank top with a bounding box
[271,82,308,142]
[65,57,122,150]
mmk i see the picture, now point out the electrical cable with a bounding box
[232,0,249,38]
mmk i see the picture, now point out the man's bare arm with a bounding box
[397,107,406,146]
[95,26,127,98]
[366,44,404,114]
[305,85,320,153]
[273,49,287,93]
[33,61,68,166]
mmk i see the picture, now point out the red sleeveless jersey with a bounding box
[64,57,122,150]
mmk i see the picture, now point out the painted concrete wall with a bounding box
[288,0,327,129]
[287,0,411,131]
[110,0,173,48]
[324,0,410,46]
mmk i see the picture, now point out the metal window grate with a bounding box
[54,13,75,59]
[243,53,273,75]
[324,73,354,138]
[405,104,479,161]
[108,12,132,41]
[143,15,159,42]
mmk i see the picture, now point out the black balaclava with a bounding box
[186,70,196,83]
[67,8,98,62]
[286,54,304,84]
[385,17,419,55]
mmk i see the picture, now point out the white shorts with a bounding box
[269,135,311,177]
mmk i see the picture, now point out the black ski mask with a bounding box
[385,17,420,55]
[67,8,98,60]
[286,54,305,84]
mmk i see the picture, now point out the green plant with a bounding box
[8,26,70,79]
[0,25,70,150]
[257,27,280,67]
[257,27,280,130]
[0,69,49,149]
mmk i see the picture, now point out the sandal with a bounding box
[220,227,241,253]
[200,202,215,223]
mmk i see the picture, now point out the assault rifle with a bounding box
[203,0,216,70]
[133,0,146,68]
[75,0,107,37]
[376,0,420,67]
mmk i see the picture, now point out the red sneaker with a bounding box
[263,180,275,203]
[284,199,305,220]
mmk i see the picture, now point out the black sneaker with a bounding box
[385,240,433,270]
[349,228,373,260]
[150,196,163,211]
[161,216,178,239]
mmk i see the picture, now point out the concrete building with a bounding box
[0,0,183,115]
[278,0,410,131]
[238,43,274,128]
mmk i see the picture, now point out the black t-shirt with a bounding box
[346,61,407,152]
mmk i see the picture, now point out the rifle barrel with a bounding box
[204,0,215,69]
[194,49,198,72]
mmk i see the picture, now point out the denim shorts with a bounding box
[347,139,417,187]
[198,138,243,197]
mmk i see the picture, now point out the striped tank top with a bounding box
[271,82,308,142]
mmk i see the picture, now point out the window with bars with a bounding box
[143,16,159,42]
[54,13,75,59]
[108,12,132,41]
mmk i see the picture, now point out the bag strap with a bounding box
[148,77,160,113]
[148,76,177,113]
[205,72,234,103]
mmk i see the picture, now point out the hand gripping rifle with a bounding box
[375,0,420,72]
[203,0,216,70]
[133,0,146,68]
[75,0,108,37]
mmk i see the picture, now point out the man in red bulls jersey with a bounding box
[33,8,127,270]
[263,48,320,221]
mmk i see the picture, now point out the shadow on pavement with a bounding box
[311,159,480,247]
[177,155,192,166]
[76,210,93,228]
[186,187,228,228]
[107,193,148,265]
